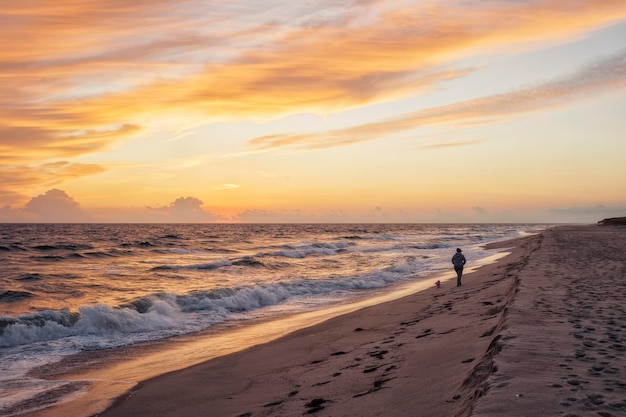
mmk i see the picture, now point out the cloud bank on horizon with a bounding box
[1,188,624,224]
[0,189,224,223]
[1,0,625,222]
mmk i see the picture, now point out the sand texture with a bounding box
[472,225,626,417]
[96,225,625,417]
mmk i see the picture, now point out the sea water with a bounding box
[0,223,544,415]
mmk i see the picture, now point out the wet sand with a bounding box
[96,225,625,417]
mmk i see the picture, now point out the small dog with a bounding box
[435,280,441,288]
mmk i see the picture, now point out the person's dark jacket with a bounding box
[451,253,466,268]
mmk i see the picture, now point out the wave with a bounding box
[173,273,402,314]
[151,255,266,271]
[359,233,400,241]
[16,273,43,281]
[0,269,412,349]
[231,257,265,267]
[160,234,183,239]
[0,302,180,348]
[408,243,452,250]
[32,245,63,251]
[150,260,232,271]
[82,251,117,258]
[258,241,354,259]
[0,224,541,353]
[119,241,156,248]
[30,255,65,261]
[32,244,94,251]
[1,244,27,252]
[206,248,239,254]
[0,290,35,303]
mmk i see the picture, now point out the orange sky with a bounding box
[1,0,625,223]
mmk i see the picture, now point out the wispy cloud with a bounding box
[247,51,626,151]
[2,0,625,163]
[216,183,242,190]
[420,140,485,149]
[1,0,625,206]
[0,162,107,204]
[164,131,196,143]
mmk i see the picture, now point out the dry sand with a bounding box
[472,225,626,417]
[96,225,625,417]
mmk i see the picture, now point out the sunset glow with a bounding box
[1,0,625,223]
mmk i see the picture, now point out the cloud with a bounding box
[0,190,227,223]
[247,50,626,150]
[87,0,626,126]
[2,0,626,165]
[551,204,626,216]
[0,162,107,205]
[20,189,93,222]
[420,139,484,149]
[546,204,626,223]
[234,209,313,223]
[2,1,625,207]
[0,190,28,207]
[146,196,225,222]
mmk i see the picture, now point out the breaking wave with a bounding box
[0,269,412,349]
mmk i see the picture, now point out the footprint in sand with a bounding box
[363,365,379,373]
[481,327,496,337]
[415,328,433,339]
[304,398,328,414]
[353,378,392,398]
[263,399,284,407]
[368,350,388,359]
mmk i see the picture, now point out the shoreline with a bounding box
[21,254,505,417]
[90,233,542,417]
[16,235,519,417]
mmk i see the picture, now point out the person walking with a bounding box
[451,248,466,287]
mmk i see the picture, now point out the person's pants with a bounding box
[454,266,463,286]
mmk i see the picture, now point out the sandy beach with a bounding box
[94,225,625,417]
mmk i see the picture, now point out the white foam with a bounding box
[258,241,353,259]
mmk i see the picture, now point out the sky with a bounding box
[1,0,625,223]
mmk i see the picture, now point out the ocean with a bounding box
[0,223,544,416]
